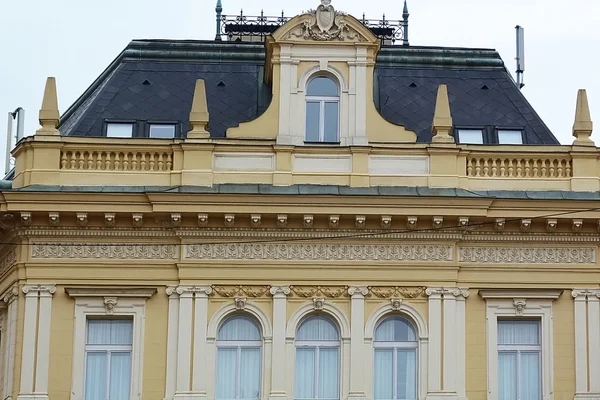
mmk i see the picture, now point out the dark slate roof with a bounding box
[10,184,600,201]
[60,39,558,144]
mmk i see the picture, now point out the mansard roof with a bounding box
[59,39,558,144]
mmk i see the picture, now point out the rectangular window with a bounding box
[498,130,524,144]
[305,102,321,142]
[497,320,541,400]
[149,124,176,139]
[106,123,134,138]
[84,319,133,400]
[457,129,484,144]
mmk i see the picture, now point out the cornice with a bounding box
[65,287,157,298]
[478,289,563,300]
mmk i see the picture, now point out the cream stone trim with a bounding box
[206,301,273,400]
[572,289,600,398]
[185,243,452,262]
[482,291,559,400]
[364,301,429,400]
[1,286,17,400]
[18,284,56,400]
[285,301,351,400]
[269,286,290,400]
[70,292,150,400]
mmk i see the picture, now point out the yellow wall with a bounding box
[553,294,575,400]
[465,293,487,400]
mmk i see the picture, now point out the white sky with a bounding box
[1,0,599,172]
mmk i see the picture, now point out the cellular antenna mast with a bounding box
[515,25,525,89]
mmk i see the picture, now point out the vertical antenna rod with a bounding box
[215,0,223,41]
[515,25,525,89]
[5,112,13,175]
[402,0,409,46]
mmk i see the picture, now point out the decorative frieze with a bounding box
[368,286,427,299]
[31,243,178,259]
[185,243,453,262]
[290,285,349,298]
[211,285,271,298]
[459,246,595,264]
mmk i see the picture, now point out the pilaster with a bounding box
[571,289,600,400]
[2,286,18,400]
[269,285,290,400]
[347,286,368,400]
[18,284,56,400]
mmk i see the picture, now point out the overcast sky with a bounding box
[1,0,599,172]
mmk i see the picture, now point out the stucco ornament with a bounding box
[288,0,361,41]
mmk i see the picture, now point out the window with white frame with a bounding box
[216,315,262,400]
[305,77,340,143]
[149,124,176,139]
[294,315,340,400]
[373,317,418,400]
[497,320,541,400]
[456,129,484,144]
[497,130,523,144]
[106,123,134,138]
[84,319,133,400]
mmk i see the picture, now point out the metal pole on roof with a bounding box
[402,0,409,46]
[215,0,223,41]
[5,112,13,175]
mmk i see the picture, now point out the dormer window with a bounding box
[305,76,340,143]
[106,123,134,138]
[456,129,484,144]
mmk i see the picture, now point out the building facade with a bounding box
[0,2,599,400]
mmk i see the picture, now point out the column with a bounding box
[572,290,588,395]
[442,291,457,393]
[192,286,212,397]
[175,287,194,395]
[425,288,442,393]
[2,286,18,400]
[348,286,368,400]
[269,285,290,400]
[455,290,469,400]
[588,294,600,393]
[165,286,180,400]
[18,284,55,400]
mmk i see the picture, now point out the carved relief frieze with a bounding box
[211,285,271,298]
[185,243,453,262]
[368,286,427,299]
[289,285,349,298]
[286,0,363,42]
[31,243,178,260]
[459,246,596,264]
[0,248,17,276]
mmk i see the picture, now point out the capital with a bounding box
[348,286,369,297]
[270,285,291,297]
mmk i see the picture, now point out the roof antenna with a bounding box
[402,0,409,46]
[515,25,525,89]
[215,0,223,41]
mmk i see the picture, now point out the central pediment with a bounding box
[272,0,379,44]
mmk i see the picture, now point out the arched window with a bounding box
[216,315,262,400]
[373,317,418,400]
[305,76,340,143]
[295,315,340,400]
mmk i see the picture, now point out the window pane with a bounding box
[318,348,339,399]
[323,102,339,143]
[106,123,134,138]
[307,77,338,97]
[240,348,261,400]
[375,318,416,342]
[297,316,339,341]
[87,320,133,345]
[498,352,517,400]
[498,321,539,345]
[216,348,237,399]
[397,349,417,400]
[109,352,132,400]
[85,352,107,400]
[520,352,541,400]
[305,102,320,142]
[149,124,176,139]
[218,316,261,341]
[374,349,393,400]
[498,130,523,144]
[295,348,315,399]
[457,129,483,144]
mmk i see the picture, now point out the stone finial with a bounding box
[573,89,594,146]
[188,79,210,139]
[431,84,454,143]
[36,77,60,135]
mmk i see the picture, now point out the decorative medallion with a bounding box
[287,0,362,42]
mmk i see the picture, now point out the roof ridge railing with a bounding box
[214,0,410,45]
